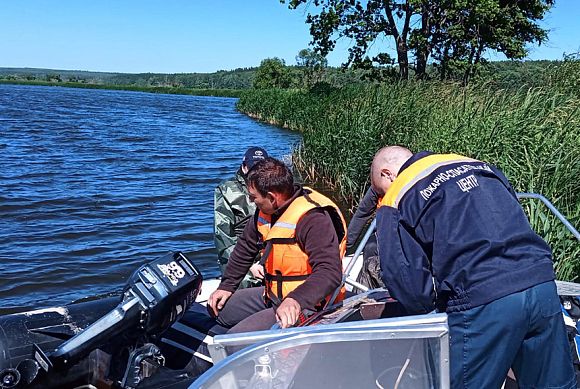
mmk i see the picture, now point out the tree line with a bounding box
[2,53,577,97]
[251,54,577,93]
[0,67,256,90]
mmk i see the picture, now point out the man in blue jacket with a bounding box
[371,145,575,388]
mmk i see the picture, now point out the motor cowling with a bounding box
[50,251,202,368]
[0,251,203,388]
[127,251,201,336]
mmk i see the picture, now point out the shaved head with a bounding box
[371,146,413,196]
[372,146,413,174]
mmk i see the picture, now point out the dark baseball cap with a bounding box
[243,147,268,169]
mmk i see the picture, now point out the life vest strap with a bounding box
[266,288,282,307]
[264,273,310,282]
[258,241,273,266]
[267,237,297,244]
[264,271,328,313]
[303,190,322,207]
[265,270,309,305]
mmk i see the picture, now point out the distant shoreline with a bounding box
[0,79,243,98]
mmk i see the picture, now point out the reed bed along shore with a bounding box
[237,83,580,281]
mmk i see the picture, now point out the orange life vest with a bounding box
[256,187,347,307]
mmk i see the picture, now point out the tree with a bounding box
[253,57,293,89]
[296,48,328,87]
[296,48,328,68]
[283,0,554,82]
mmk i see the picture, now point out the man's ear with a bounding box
[382,168,394,182]
[266,191,276,202]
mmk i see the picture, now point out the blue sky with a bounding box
[1,0,578,74]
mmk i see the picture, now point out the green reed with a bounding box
[237,83,580,281]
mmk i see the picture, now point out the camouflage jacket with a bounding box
[214,169,257,267]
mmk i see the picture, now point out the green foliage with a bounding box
[253,58,293,89]
[0,67,256,90]
[296,48,327,68]
[283,0,554,82]
[107,68,255,89]
[425,0,554,83]
[473,55,580,94]
[474,60,555,89]
[0,64,369,94]
[238,83,580,281]
[5,59,567,95]
[296,48,328,88]
[545,53,580,98]
[45,73,62,82]
[0,80,242,98]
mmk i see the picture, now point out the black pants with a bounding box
[215,287,278,333]
[354,255,385,293]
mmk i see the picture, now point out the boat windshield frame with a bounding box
[197,312,449,388]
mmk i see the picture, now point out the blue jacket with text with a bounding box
[376,151,555,314]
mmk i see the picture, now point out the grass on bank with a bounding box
[0,79,243,98]
[237,83,580,281]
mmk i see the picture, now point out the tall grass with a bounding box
[237,83,580,281]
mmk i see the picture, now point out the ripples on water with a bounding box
[0,84,301,313]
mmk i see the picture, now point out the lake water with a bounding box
[0,84,301,313]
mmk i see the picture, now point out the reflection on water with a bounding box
[0,84,301,313]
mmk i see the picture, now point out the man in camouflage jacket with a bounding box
[214,147,267,288]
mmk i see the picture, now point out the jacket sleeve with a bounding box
[376,206,435,314]
[347,187,379,249]
[214,184,237,264]
[218,213,261,293]
[490,165,519,199]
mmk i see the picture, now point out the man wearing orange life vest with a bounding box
[208,157,347,332]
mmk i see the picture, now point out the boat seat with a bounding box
[159,303,228,369]
[178,304,229,336]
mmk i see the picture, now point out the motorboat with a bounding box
[0,251,453,389]
[0,193,578,388]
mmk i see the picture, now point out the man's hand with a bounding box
[275,297,301,328]
[207,289,232,318]
[249,263,264,279]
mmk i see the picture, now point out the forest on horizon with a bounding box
[0,58,568,91]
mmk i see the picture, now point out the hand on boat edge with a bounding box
[275,297,301,328]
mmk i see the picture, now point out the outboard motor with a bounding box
[0,251,202,388]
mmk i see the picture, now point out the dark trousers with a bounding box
[354,255,385,293]
[448,281,576,389]
[215,287,278,334]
